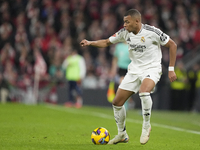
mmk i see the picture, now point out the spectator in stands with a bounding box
[0,42,15,66]
[0,22,13,49]
[29,20,45,40]
[62,37,73,59]
[58,11,71,42]
[3,60,17,87]
[15,24,30,53]
[49,50,63,80]
[0,71,9,103]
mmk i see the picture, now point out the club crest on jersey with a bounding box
[141,37,145,42]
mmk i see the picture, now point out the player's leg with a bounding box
[109,72,139,144]
[65,81,74,107]
[74,81,83,108]
[119,75,129,112]
[108,88,133,144]
[139,78,155,144]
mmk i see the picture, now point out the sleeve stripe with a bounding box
[143,24,162,36]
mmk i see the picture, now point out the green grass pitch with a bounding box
[0,103,200,150]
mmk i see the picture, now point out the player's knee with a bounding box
[139,90,150,93]
[112,99,118,106]
[139,87,152,93]
[112,98,124,106]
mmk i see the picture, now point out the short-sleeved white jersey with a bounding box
[109,24,170,74]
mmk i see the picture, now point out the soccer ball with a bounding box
[91,127,110,145]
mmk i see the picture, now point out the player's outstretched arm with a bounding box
[164,38,177,82]
[80,39,112,48]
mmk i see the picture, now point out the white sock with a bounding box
[113,105,126,134]
[139,92,152,127]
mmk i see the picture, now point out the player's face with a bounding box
[123,15,139,34]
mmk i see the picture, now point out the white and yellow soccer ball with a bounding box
[91,127,110,145]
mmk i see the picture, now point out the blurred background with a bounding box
[0,0,200,112]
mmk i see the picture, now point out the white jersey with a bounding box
[109,24,170,74]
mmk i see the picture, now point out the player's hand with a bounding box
[80,39,91,47]
[168,71,177,82]
[77,79,82,85]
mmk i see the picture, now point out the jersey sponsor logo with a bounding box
[129,44,146,52]
[141,37,145,42]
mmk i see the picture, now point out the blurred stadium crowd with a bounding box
[0,0,200,111]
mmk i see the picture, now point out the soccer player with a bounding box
[80,9,177,145]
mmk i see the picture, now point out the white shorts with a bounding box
[119,67,162,93]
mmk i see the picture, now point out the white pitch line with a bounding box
[46,105,200,135]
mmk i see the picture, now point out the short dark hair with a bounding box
[124,9,141,18]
